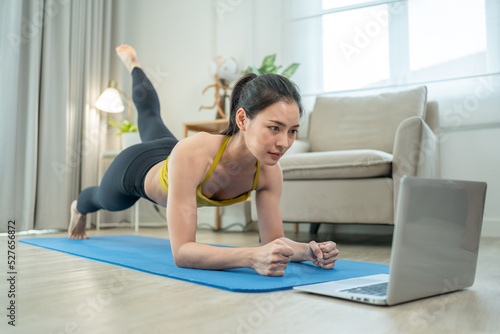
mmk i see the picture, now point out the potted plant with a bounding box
[108,119,141,149]
[242,54,300,78]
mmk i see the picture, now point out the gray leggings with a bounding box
[77,68,177,214]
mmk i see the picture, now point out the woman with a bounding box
[69,45,339,276]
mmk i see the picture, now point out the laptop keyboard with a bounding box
[340,282,388,296]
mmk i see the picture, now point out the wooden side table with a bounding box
[183,119,229,138]
[183,119,229,231]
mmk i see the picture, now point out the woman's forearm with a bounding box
[277,237,309,262]
[174,242,255,271]
[173,239,295,276]
[173,238,315,271]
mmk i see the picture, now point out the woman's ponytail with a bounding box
[221,73,257,136]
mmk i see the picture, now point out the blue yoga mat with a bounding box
[20,235,389,293]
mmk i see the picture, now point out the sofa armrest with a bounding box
[283,139,311,156]
[392,116,439,208]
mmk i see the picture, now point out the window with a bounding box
[322,0,374,10]
[408,0,488,81]
[322,4,390,91]
[288,0,499,95]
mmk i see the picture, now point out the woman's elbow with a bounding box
[171,255,184,268]
[171,244,193,269]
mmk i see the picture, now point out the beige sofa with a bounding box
[252,86,439,228]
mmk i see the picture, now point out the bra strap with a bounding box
[201,136,231,184]
[252,161,261,190]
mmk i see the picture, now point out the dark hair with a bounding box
[221,73,303,136]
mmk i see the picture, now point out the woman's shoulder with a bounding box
[168,133,227,184]
[171,132,225,160]
[256,162,283,191]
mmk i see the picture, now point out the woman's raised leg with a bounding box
[116,45,176,142]
[68,45,177,239]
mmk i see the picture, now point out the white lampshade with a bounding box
[95,87,124,113]
[210,56,239,83]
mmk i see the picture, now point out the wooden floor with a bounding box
[2,227,500,333]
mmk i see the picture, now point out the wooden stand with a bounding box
[183,119,229,138]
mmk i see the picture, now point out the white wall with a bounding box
[112,0,217,138]
[427,74,500,237]
[214,0,285,76]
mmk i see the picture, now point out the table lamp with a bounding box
[95,80,131,121]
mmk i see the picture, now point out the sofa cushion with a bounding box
[280,149,393,180]
[308,86,427,154]
[284,139,311,156]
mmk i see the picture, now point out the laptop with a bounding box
[294,176,487,306]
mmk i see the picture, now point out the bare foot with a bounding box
[69,200,89,240]
[116,44,141,73]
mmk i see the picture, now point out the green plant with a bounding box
[108,119,138,135]
[242,54,300,78]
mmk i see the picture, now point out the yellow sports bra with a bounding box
[159,136,261,207]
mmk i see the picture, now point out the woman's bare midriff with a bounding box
[144,160,168,207]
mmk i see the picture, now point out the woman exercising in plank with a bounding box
[69,45,339,276]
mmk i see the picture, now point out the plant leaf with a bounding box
[108,118,138,134]
[241,66,259,75]
[259,65,277,74]
[108,119,119,128]
[281,63,300,78]
[262,54,276,67]
[241,66,252,74]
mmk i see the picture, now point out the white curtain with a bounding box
[0,0,113,232]
[0,0,42,232]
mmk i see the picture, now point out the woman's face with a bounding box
[241,101,300,165]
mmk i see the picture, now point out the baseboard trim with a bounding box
[482,218,500,238]
[281,219,500,238]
